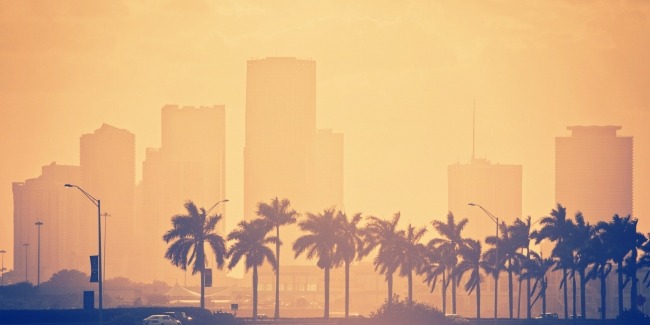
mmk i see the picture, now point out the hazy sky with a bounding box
[1,0,649,269]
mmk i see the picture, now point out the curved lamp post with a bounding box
[469,202,499,324]
[65,183,102,323]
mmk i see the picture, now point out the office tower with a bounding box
[244,57,317,219]
[139,105,226,282]
[309,129,344,210]
[12,163,85,283]
[555,125,633,222]
[80,124,135,278]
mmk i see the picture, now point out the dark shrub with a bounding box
[369,296,449,325]
[617,309,650,325]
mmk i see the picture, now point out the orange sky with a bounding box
[1,0,649,269]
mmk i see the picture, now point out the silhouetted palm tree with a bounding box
[520,251,554,317]
[510,217,534,319]
[293,208,343,319]
[395,223,426,303]
[597,214,645,315]
[334,211,363,318]
[453,238,487,320]
[163,201,227,309]
[256,197,298,319]
[226,219,277,320]
[566,213,592,319]
[360,213,403,304]
[531,203,571,319]
[486,221,524,319]
[421,240,452,314]
[585,226,612,320]
[430,212,468,314]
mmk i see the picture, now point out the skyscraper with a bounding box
[244,57,317,219]
[555,126,633,223]
[139,105,226,282]
[80,123,135,278]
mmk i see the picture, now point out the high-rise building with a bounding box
[13,163,86,283]
[555,125,633,222]
[309,129,344,210]
[139,105,226,282]
[80,123,135,278]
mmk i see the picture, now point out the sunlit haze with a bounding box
[1,0,649,291]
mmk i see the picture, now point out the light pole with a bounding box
[206,199,229,215]
[0,249,6,286]
[23,243,29,283]
[101,212,110,283]
[65,183,102,323]
[35,221,43,286]
[469,202,499,324]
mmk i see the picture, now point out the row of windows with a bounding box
[258,283,318,292]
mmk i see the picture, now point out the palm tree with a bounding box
[453,238,487,320]
[334,211,363,318]
[510,217,533,319]
[256,197,298,319]
[163,201,227,309]
[430,211,468,314]
[566,213,592,319]
[531,203,572,319]
[395,223,426,303]
[421,240,452,314]
[293,208,343,319]
[486,221,524,319]
[226,219,277,320]
[520,251,554,316]
[585,226,612,320]
[597,214,645,315]
[360,213,403,304]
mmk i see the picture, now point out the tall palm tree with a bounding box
[421,240,452,314]
[520,251,554,317]
[486,221,524,319]
[597,214,645,315]
[256,197,298,319]
[163,201,227,309]
[531,203,572,319]
[334,211,363,318]
[430,211,468,314]
[585,226,612,320]
[293,208,343,319]
[226,219,277,320]
[395,223,426,303]
[453,238,487,320]
[566,213,592,319]
[360,213,403,304]
[510,217,533,319]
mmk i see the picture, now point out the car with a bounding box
[163,311,192,323]
[535,312,559,319]
[142,314,181,325]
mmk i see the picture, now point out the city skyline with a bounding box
[1,0,649,275]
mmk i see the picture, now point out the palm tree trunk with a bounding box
[542,286,547,316]
[452,268,457,313]
[408,269,413,303]
[631,249,639,311]
[345,261,350,318]
[324,266,330,319]
[617,262,623,315]
[517,277,522,319]
[200,267,205,309]
[579,270,586,319]
[508,265,513,318]
[253,265,258,320]
[477,274,481,320]
[526,245,531,319]
[387,272,393,304]
[563,268,568,319]
[572,268,576,318]
[442,271,447,314]
[600,273,607,320]
[275,225,280,319]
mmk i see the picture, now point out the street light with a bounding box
[65,183,102,323]
[23,243,29,283]
[206,199,229,216]
[0,249,6,286]
[35,221,43,286]
[469,202,499,324]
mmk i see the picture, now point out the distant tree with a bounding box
[227,218,277,320]
[163,200,227,309]
[360,213,403,304]
[293,208,343,319]
[41,269,93,294]
[395,223,426,303]
[430,212,468,314]
[256,197,298,319]
[334,211,364,318]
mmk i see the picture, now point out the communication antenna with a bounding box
[472,100,476,161]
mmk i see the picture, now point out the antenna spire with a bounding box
[472,100,476,161]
